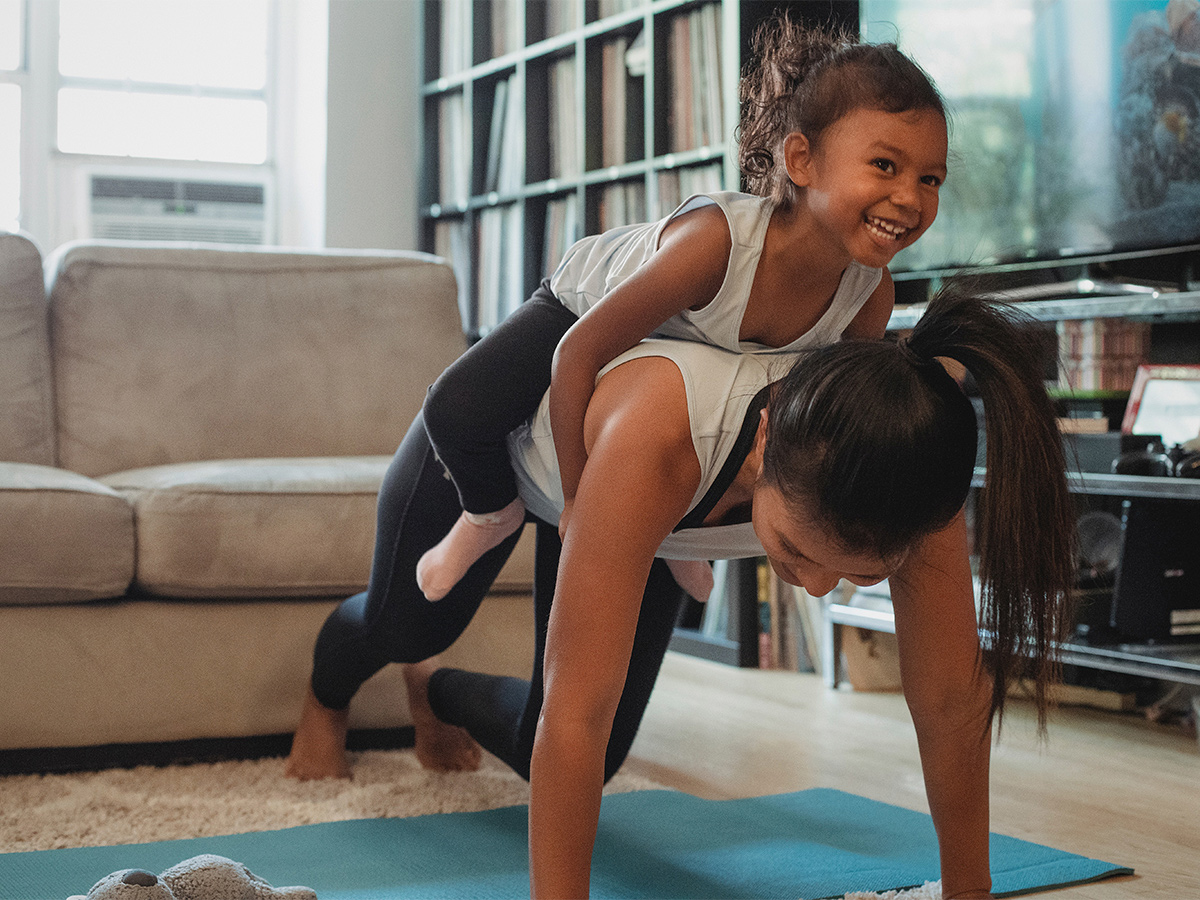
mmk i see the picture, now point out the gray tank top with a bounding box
[549,191,883,353]
[507,338,797,560]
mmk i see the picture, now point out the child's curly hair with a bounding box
[738,15,946,208]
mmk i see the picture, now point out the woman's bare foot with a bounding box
[285,685,352,780]
[404,659,482,772]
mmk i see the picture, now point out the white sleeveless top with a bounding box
[507,338,797,560]
[549,191,883,353]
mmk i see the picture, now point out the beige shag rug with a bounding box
[0,749,658,854]
[0,749,942,899]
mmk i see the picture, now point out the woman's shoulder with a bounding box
[601,341,782,438]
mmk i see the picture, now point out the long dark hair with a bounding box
[739,14,946,209]
[762,286,1075,728]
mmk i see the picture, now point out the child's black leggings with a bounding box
[422,281,579,515]
[308,410,687,781]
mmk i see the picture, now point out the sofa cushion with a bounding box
[0,233,55,466]
[101,456,390,599]
[47,242,464,478]
[0,462,135,605]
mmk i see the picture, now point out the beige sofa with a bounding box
[0,232,534,772]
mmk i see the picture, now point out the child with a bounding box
[288,284,1075,900]
[415,15,949,601]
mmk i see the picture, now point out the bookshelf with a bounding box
[418,0,854,338]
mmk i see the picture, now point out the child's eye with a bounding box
[871,158,896,174]
[921,174,943,188]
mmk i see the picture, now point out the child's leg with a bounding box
[286,411,523,779]
[418,284,577,600]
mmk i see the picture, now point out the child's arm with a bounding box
[530,356,702,898]
[841,268,897,340]
[550,205,731,534]
[889,512,996,900]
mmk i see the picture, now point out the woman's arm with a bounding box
[550,206,730,534]
[889,511,996,900]
[530,356,702,899]
[841,268,896,340]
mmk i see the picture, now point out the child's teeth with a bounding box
[867,217,907,239]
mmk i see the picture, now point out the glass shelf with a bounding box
[889,287,1200,330]
[970,467,1200,501]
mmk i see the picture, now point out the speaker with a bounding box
[1110,499,1200,641]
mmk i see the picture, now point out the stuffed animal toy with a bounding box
[68,853,317,900]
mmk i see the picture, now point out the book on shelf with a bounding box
[434,218,471,325]
[483,75,524,196]
[489,0,522,59]
[1057,318,1151,393]
[475,204,525,334]
[439,0,471,76]
[437,93,469,208]
[547,56,579,180]
[665,4,724,153]
[484,78,509,195]
[542,192,580,278]
[601,35,630,169]
[597,180,647,232]
[544,0,581,39]
[657,162,723,218]
[600,29,646,171]
[499,74,524,195]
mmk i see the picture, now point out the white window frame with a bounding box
[12,0,319,249]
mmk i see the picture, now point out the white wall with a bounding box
[323,0,422,250]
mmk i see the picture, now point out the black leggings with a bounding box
[422,282,579,515]
[309,410,687,781]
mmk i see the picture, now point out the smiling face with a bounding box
[751,480,900,598]
[785,106,948,269]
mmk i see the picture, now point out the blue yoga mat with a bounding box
[0,788,1130,900]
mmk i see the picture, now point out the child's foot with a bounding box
[285,686,352,780]
[666,558,714,603]
[404,659,482,772]
[416,498,526,601]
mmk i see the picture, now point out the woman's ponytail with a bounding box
[908,287,1076,729]
[764,285,1074,729]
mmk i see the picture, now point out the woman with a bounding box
[287,286,1074,900]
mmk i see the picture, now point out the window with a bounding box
[0,0,22,231]
[56,0,271,164]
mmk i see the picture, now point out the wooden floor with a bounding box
[621,652,1199,899]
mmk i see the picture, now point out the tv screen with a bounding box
[860,0,1200,277]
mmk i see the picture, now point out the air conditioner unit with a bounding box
[88,175,268,245]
